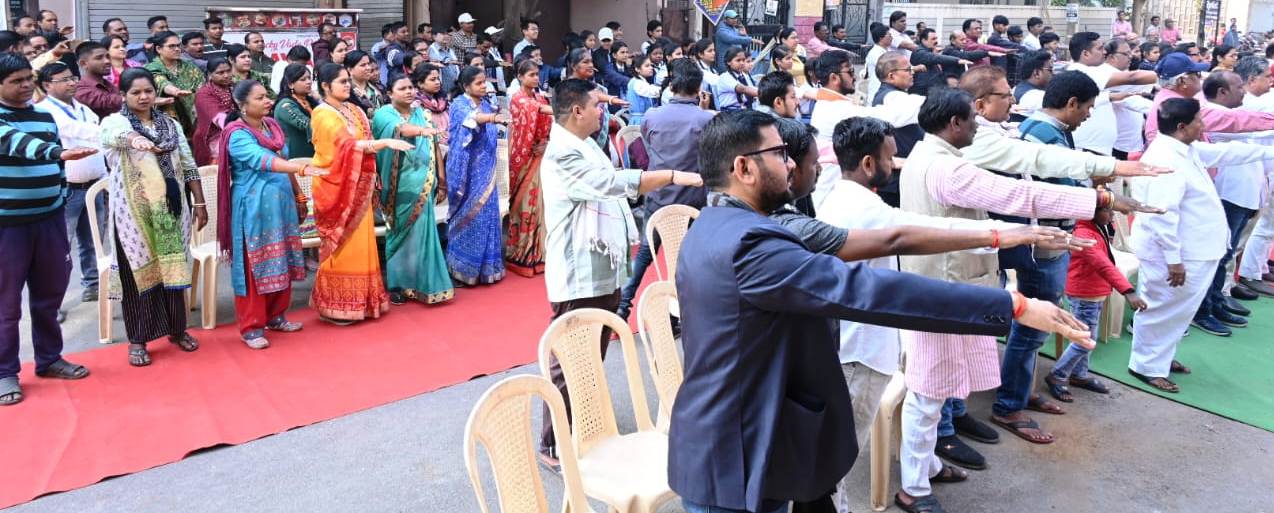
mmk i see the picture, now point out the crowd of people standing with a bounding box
[1,8,1273,513]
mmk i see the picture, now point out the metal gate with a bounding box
[728,0,791,26]
[824,0,872,45]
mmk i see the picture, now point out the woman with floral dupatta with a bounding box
[505,60,552,277]
[217,80,324,349]
[445,66,509,286]
[372,74,454,305]
[101,68,208,367]
[309,63,412,324]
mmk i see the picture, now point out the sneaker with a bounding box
[1191,317,1233,337]
[81,286,98,302]
[1212,308,1248,328]
[935,435,986,470]
[1240,278,1274,297]
[1230,283,1259,301]
[1221,297,1251,317]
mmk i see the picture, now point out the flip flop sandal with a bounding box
[990,416,1055,445]
[1128,368,1179,393]
[1044,375,1074,403]
[930,464,969,483]
[0,376,23,406]
[128,344,151,367]
[320,316,355,326]
[265,319,303,333]
[34,359,90,380]
[894,493,949,513]
[1026,395,1066,415]
[1170,360,1192,374]
[169,333,200,352]
[537,451,561,474]
[1068,376,1110,394]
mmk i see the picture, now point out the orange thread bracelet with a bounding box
[991,229,1000,249]
[1012,291,1028,319]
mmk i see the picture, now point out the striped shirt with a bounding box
[0,104,65,225]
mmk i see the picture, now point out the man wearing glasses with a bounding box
[670,109,1093,513]
[1065,32,1157,157]
[871,51,929,207]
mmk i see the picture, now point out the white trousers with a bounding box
[1130,258,1219,378]
[898,391,945,498]
[1239,203,1274,281]
[832,362,894,513]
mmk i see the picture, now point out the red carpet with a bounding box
[0,274,555,508]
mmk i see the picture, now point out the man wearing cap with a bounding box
[714,9,761,72]
[1144,52,1274,146]
[451,13,479,56]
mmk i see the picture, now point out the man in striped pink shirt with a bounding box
[892,88,1156,513]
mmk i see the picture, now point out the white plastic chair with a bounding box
[464,374,595,513]
[538,309,676,513]
[634,281,682,433]
[644,205,699,283]
[869,358,908,511]
[189,165,220,329]
[84,180,114,344]
[292,157,387,249]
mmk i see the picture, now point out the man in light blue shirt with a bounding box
[713,10,758,72]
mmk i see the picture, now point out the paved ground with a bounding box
[8,254,1274,513]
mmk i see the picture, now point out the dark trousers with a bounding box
[0,211,72,380]
[619,230,660,317]
[1196,200,1257,320]
[540,289,622,454]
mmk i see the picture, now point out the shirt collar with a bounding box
[668,96,699,105]
[1152,133,1193,157]
[922,133,964,157]
[43,96,78,110]
[1027,110,1070,131]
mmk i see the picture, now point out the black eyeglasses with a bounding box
[740,143,790,163]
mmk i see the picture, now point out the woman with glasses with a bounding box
[144,31,203,138]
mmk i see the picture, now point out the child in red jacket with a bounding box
[1046,205,1148,402]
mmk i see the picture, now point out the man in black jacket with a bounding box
[909,28,971,95]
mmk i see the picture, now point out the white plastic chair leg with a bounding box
[188,259,201,312]
[201,257,217,329]
[870,371,908,511]
[97,276,112,345]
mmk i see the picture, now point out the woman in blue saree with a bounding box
[445,66,509,286]
[372,74,455,304]
[217,80,324,349]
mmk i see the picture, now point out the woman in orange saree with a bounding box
[308,63,413,324]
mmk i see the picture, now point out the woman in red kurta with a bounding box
[192,58,237,165]
[504,60,553,277]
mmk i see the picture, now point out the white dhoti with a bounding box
[898,391,946,498]
[1239,203,1274,281]
[833,362,894,513]
[1129,258,1219,378]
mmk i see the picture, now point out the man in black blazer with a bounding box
[670,110,1091,513]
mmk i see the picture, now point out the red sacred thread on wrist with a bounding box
[1012,291,1028,319]
[991,229,1000,249]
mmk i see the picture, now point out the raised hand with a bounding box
[1017,297,1096,350]
[154,97,176,106]
[998,226,1094,251]
[59,147,98,161]
[1111,192,1166,215]
[382,139,415,152]
[1113,160,1173,177]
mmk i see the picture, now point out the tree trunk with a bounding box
[1132,0,1148,34]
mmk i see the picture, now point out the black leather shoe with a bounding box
[935,435,986,470]
[1221,297,1251,317]
[1241,278,1274,297]
[1230,283,1259,301]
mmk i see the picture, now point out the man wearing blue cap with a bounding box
[714,9,761,71]
[1143,51,1274,146]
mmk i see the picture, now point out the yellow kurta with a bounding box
[309,104,389,321]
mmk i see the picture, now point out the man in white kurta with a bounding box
[1130,97,1274,390]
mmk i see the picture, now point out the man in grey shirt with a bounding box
[617,59,716,319]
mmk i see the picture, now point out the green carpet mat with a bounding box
[1043,294,1274,433]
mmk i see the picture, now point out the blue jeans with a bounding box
[994,252,1070,418]
[63,185,105,289]
[618,229,660,316]
[1196,200,1256,320]
[1052,297,1103,380]
[683,500,789,513]
[937,398,966,438]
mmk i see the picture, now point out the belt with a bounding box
[66,179,100,190]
